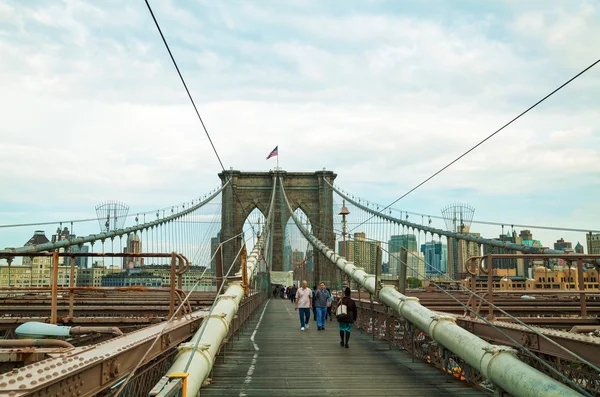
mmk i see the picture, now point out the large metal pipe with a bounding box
[0,182,228,255]
[165,176,277,396]
[282,180,580,397]
[16,322,123,338]
[0,339,74,348]
[328,182,600,266]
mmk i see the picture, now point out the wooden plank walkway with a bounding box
[201,299,489,396]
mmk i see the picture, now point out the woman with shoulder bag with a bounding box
[336,287,358,348]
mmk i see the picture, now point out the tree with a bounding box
[407,277,422,289]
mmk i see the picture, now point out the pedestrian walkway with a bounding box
[201,298,489,396]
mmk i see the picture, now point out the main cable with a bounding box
[143,0,225,171]
[350,58,600,233]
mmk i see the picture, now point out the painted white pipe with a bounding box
[165,177,276,396]
[281,180,580,397]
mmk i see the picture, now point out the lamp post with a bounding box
[339,200,350,290]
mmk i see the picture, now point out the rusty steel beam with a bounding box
[456,317,600,366]
[0,310,207,396]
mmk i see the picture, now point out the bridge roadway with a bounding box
[201,299,488,396]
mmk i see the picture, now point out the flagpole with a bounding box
[277,144,279,170]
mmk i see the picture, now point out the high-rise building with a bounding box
[283,242,293,271]
[447,226,480,279]
[389,234,417,253]
[575,242,584,254]
[420,241,448,275]
[587,233,600,255]
[338,232,382,275]
[123,233,143,268]
[210,233,220,269]
[554,238,573,251]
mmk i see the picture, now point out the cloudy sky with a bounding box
[0,0,599,256]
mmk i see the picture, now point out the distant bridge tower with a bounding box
[218,170,336,286]
[95,201,129,232]
[441,203,476,279]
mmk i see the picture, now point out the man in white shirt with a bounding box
[294,280,312,331]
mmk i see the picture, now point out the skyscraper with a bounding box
[389,234,417,253]
[447,225,480,279]
[210,233,220,269]
[575,242,584,254]
[123,233,143,268]
[339,232,382,275]
[420,241,448,275]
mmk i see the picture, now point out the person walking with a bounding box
[294,280,312,331]
[336,287,357,348]
[290,285,298,304]
[311,285,317,320]
[314,282,332,331]
[326,288,333,321]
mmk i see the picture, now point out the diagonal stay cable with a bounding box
[183,234,254,372]
[349,58,600,233]
[112,228,249,397]
[143,0,264,242]
[143,0,225,170]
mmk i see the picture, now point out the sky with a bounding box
[0,0,599,259]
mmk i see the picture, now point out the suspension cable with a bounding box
[346,58,600,233]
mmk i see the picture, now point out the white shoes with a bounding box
[301,327,305,331]
[306,324,309,329]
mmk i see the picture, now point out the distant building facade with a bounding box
[339,232,382,275]
[483,232,525,276]
[389,234,417,253]
[554,238,573,251]
[587,233,600,255]
[420,241,448,276]
[101,269,162,287]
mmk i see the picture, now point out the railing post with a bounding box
[170,253,176,318]
[486,253,494,320]
[399,247,407,295]
[577,258,587,318]
[69,256,75,320]
[216,245,223,292]
[50,252,59,324]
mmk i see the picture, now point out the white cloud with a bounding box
[0,0,599,253]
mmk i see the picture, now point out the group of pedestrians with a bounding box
[272,285,298,303]
[293,280,357,348]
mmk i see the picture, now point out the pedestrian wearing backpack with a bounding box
[336,287,358,348]
[314,282,332,330]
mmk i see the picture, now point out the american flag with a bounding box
[266,146,278,160]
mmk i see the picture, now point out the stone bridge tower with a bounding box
[218,170,337,286]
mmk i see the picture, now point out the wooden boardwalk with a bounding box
[201,298,489,396]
